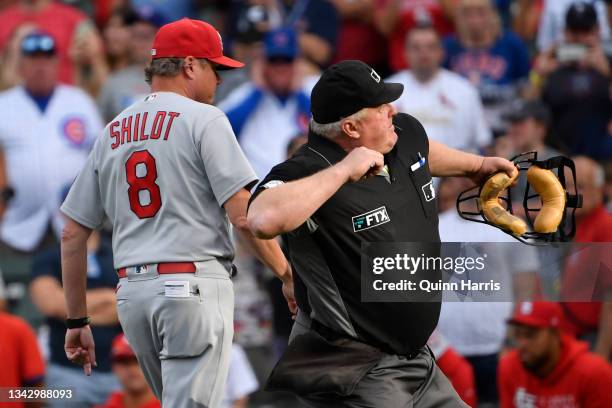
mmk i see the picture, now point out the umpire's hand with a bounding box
[65,326,97,375]
[469,156,518,186]
[337,147,385,182]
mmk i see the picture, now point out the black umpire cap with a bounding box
[311,60,404,124]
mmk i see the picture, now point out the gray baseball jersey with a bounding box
[61,91,257,268]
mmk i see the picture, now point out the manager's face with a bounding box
[352,103,398,154]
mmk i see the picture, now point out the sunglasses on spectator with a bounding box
[21,35,56,55]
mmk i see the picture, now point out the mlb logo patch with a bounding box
[135,265,148,274]
[421,181,435,202]
[61,117,86,146]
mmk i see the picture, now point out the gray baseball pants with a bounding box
[290,311,469,408]
[115,260,234,408]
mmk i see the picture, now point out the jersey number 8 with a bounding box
[125,150,162,218]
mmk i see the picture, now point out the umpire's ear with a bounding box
[340,116,361,141]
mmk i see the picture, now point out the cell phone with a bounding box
[556,43,588,63]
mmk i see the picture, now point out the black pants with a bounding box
[289,312,468,408]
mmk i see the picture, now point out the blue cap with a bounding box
[21,31,56,55]
[264,28,298,59]
[127,5,168,28]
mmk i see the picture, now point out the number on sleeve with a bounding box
[125,150,162,218]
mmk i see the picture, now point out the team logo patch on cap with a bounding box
[61,117,86,146]
[352,206,390,232]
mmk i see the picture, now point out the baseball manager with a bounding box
[247,60,517,407]
[60,18,294,408]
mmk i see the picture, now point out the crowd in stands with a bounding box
[0,0,611,407]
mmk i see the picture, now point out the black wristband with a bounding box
[66,317,91,329]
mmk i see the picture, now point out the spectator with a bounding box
[102,6,135,74]
[219,27,311,179]
[428,330,477,407]
[560,156,612,359]
[226,0,339,74]
[221,344,259,408]
[537,0,610,51]
[96,334,159,408]
[387,24,491,152]
[536,2,612,159]
[437,176,540,404]
[495,99,562,203]
[98,6,165,122]
[29,230,121,407]
[0,22,36,91]
[444,0,530,134]
[374,0,455,72]
[130,0,197,23]
[499,301,612,407]
[512,0,545,50]
[0,0,108,94]
[498,99,560,160]
[0,31,102,254]
[0,310,46,408]
[330,0,388,73]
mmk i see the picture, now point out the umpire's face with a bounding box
[347,103,398,154]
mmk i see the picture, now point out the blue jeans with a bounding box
[46,364,120,407]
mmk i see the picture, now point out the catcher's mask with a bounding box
[457,151,583,245]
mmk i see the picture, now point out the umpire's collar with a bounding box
[306,129,348,166]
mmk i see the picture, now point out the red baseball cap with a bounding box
[508,301,563,329]
[151,18,244,69]
[111,334,136,360]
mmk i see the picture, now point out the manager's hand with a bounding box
[336,146,385,182]
[469,156,518,186]
[65,326,97,376]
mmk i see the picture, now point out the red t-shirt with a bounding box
[0,2,88,84]
[437,347,477,407]
[0,312,46,408]
[561,206,612,335]
[498,335,612,408]
[96,392,160,408]
[375,0,454,72]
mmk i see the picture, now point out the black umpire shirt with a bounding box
[250,113,441,356]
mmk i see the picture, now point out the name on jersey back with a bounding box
[110,110,180,149]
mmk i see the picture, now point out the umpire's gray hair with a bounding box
[309,109,367,140]
[144,58,185,85]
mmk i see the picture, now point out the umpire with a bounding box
[247,60,517,407]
